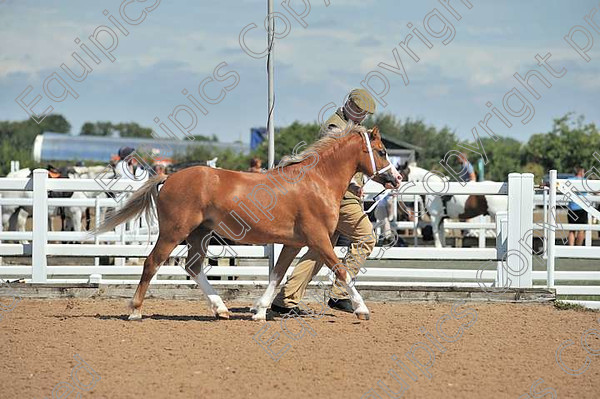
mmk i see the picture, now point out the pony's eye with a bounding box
[378,150,386,157]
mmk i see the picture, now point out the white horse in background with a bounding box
[1,168,32,235]
[1,166,116,235]
[401,163,507,248]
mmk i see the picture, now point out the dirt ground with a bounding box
[1,299,599,399]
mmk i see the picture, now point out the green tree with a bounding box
[114,122,153,138]
[252,121,319,163]
[80,121,113,136]
[39,114,71,133]
[523,114,600,173]
[192,134,219,142]
[80,121,154,138]
[365,114,459,169]
[0,114,70,175]
[478,137,523,181]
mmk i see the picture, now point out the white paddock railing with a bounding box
[0,170,537,290]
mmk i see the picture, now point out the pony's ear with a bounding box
[370,126,380,140]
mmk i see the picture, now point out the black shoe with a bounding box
[270,303,308,316]
[327,298,354,313]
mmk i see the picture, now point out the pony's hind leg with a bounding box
[129,236,180,320]
[186,228,230,319]
[252,245,301,321]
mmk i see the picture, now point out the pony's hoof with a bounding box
[216,311,230,320]
[128,312,142,321]
[355,312,370,321]
[252,310,267,321]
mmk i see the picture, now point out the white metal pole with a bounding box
[267,0,275,169]
[547,170,557,289]
[267,0,275,274]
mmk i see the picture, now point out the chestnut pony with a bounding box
[96,125,401,321]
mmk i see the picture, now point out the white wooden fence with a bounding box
[0,169,598,305]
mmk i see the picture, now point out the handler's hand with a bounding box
[348,184,364,197]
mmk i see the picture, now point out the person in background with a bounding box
[115,146,146,181]
[153,164,167,177]
[458,152,476,182]
[248,157,263,173]
[568,166,588,246]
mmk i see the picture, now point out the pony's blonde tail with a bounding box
[94,175,168,235]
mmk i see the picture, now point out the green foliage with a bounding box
[192,134,219,142]
[177,121,320,171]
[478,137,523,181]
[0,114,70,175]
[554,300,597,312]
[364,114,459,170]
[523,114,600,173]
[253,121,320,163]
[522,162,545,184]
[81,121,154,138]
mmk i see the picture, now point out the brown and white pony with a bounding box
[96,126,401,320]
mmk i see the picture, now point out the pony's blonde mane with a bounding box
[278,124,367,167]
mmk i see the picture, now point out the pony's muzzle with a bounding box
[381,169,401,189]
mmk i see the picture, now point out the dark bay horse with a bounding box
[96,125,401,320]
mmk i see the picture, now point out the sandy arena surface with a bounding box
[1,299,599,399]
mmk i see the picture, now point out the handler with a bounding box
[272,89,395,314]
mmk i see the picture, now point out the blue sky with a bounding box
[1,0,599,144]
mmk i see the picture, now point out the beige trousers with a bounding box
[273,201,376,308]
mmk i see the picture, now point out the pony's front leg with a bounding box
[252,245,300,321]
[312,239,370,320]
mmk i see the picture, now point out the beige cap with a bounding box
[348,88,376,114]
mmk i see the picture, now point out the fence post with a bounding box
[547,170,557,289]
[32,169,48,283]
[507,173,533,288]
[506,174,522,287]
[520,173,534,287]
